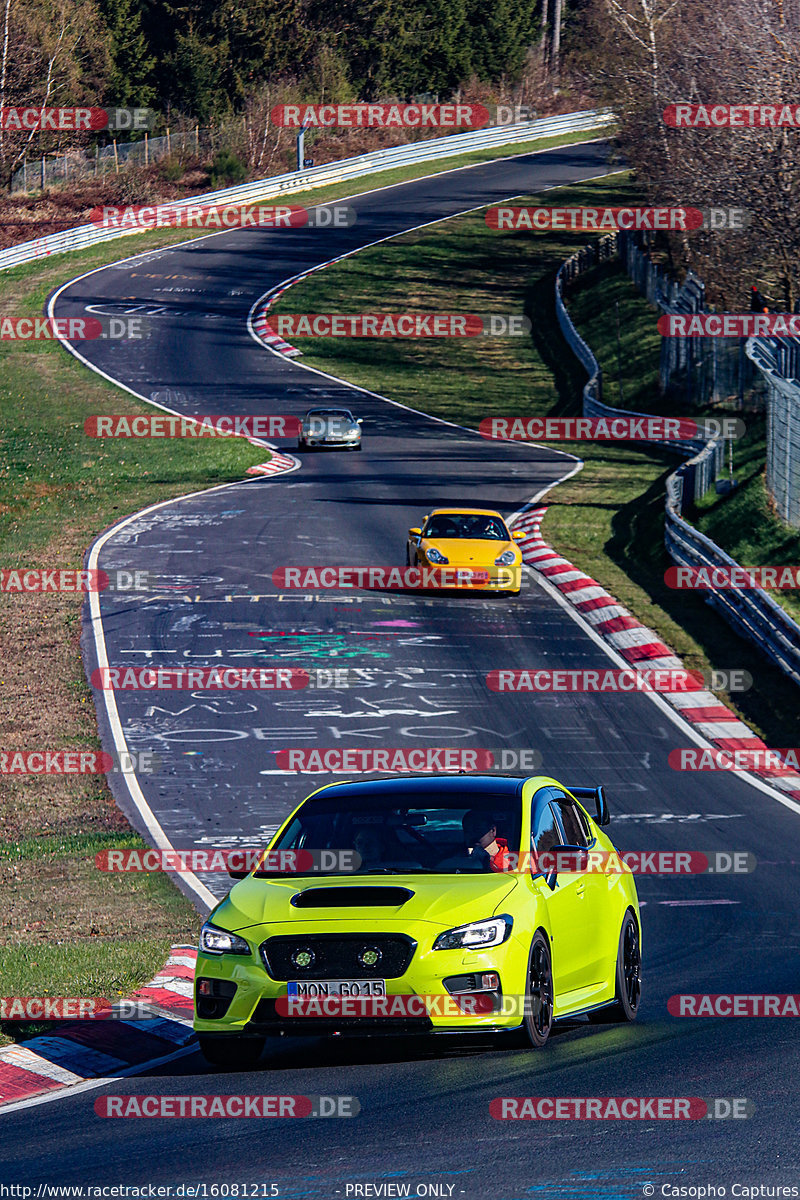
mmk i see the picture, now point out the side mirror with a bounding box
[408,527,422,539]
[356,418,363,425]
[511,529,526,541]
[227,866,250,879]
[534,844,589,889]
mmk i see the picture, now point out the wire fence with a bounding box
[617,231,762,409]
[746,336,800,528]
[554,233,716,509]
[555,231,800,688]
[9,120,256,193]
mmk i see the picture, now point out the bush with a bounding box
[159,157,185,182]
[209,150,248,187]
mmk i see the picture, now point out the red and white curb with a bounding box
[245,451,298,477]
[251,281,306,358]
[514,506,800,802]
[0,945,196,1110]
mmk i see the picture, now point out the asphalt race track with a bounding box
[4,140,800,1196]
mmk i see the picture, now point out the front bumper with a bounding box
[415,562,521,592]
[300,435,360,447]
[194,924,530,1037]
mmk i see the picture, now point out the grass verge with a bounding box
[268,172,800,747]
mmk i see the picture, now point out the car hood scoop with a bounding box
[290,886,413,908]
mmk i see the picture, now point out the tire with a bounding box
[198,1034,265,1069]
[589,909,641,1023]
[522,931,554,1048]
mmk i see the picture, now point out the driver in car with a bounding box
[461,810,512,872]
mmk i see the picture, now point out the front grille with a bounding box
[260,933,416,980]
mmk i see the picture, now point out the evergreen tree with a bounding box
[98,0,156,108]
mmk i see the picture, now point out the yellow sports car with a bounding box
[194,774,642,1067]
[406,508,525,593]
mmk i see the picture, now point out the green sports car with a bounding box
[194,774,642,1066]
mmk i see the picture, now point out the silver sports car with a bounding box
[298,408,362,450]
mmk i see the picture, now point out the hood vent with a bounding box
[290,886,413,908]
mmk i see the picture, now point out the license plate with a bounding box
[287,979,386,998]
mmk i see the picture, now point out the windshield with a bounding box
[269,790,522,875]
[305,410,354,421]
[424,514,509,541]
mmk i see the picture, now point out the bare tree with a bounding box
[579,0,800,307]
[0,0,109,187]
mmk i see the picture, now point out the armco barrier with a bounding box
[664,498,800,686]
[554,234,718,507]
[0,108,614,273]
[555,235,800,688]
[746,335,800,529]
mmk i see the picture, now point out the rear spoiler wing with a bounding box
[565,785,610,826]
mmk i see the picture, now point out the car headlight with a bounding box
[200,921,251,956]
[426,548,449,564]
[495,550,517,566]
[433,915,513,951]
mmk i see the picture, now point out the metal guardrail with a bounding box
[664,492,800,686]
[0,108,614,273]
[554,235,717,507]
[555,233,800,687]
[746,335,800,528]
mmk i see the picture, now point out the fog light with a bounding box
[198,979,212,996]
[481,973,500,990]
[291,948,315,969]
[358,947,382,968]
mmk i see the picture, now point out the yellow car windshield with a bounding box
[424,515,508,540]
[270,793,522,875]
